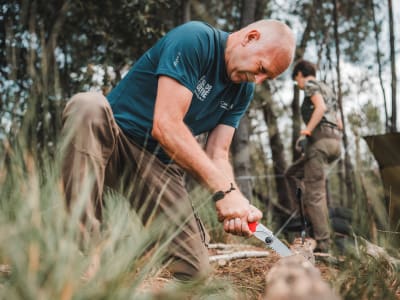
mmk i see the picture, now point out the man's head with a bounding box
[225,19,296,84]
[292,60,317,89]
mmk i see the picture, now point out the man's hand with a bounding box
[215,190,262,236]
[222,204,263,237]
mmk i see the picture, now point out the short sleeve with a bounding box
[304,80,321,98]
[155,23,210,92]
[219,84,255,128]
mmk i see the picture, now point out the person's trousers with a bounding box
[61,92,210,279]
[285,130,341,241]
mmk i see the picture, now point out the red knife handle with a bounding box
[248,222,258,233]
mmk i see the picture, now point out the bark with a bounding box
[4,10,19,138]
[182,0,191,23]
[231,0,258,199]
[232,114,253,198]
[333,0,355,205]
[291,12,314,162]
[240,0,257,27]
[388,0,397,132]
[316,19,333,69]
[254,0,268,20]
[371,0,389,132]
[259,83,290,211]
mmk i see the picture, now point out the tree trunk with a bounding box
[232,113,253,199]
[254,0,268,20]
[333,0,355,206]
[182,0,191,23]
[239,0,257,27]
[231,0,258,199]
[370,0,389,132]
[388,0,397,132]
[291,10,314,162]
[259,83,290,211]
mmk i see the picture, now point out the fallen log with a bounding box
[0,264,11,275]
[263,254,341,300]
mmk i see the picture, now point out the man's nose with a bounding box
[254,74,268,84]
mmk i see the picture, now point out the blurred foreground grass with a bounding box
[0,141,238,300]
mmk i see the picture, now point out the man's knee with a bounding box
[63,92,109,124]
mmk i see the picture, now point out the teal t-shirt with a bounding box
[107,21,255,163]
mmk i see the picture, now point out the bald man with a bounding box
[62,20,295,280]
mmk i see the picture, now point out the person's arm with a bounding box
[303,93,326,134]
[204,124,262,235]
[336,113,343,130]
[152,76,261,235]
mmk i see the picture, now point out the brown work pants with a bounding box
[61,92,210,279]
[285,126,342,241]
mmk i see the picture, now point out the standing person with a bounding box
[285,60,342,253]
[62,20,295,280]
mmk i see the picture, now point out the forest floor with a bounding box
[209,244,338,299]
[141,237,400,300]
[142,238,344,299]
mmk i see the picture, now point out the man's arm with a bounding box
[205,124,262,235]
[152,76,261,235]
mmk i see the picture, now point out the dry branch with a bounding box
[208,243,253,249]
[209,250,270,263]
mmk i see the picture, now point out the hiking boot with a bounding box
[314,239,331,253]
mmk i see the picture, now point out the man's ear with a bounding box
[241,29,260,46]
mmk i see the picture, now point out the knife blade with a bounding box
[248,222,293,257]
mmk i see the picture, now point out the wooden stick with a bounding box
[209,250,270,262]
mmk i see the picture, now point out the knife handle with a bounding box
[248,222,258,233]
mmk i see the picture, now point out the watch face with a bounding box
[212,191,225,202]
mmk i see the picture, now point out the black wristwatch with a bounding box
[212,183,236,202]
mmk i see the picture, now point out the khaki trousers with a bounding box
[285,128,341,241]
[61,92,210,279]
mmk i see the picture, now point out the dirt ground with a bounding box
[143,239,341,299]
[208,243,339,299]
[130,237,400,299]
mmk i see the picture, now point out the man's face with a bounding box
[226,39,286,84]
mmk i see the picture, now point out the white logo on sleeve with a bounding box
[173,52,182,67]
[194,76,213,101]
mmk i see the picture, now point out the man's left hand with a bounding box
[222,204,262,237]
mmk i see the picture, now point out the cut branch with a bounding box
[209,250,270,263]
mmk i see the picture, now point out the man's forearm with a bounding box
[152,122,232,192]
[209,156,237,187]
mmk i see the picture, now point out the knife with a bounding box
[248,222,293,257]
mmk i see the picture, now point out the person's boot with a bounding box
[314,239,331,253]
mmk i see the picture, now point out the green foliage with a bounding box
[0,0,182,154]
